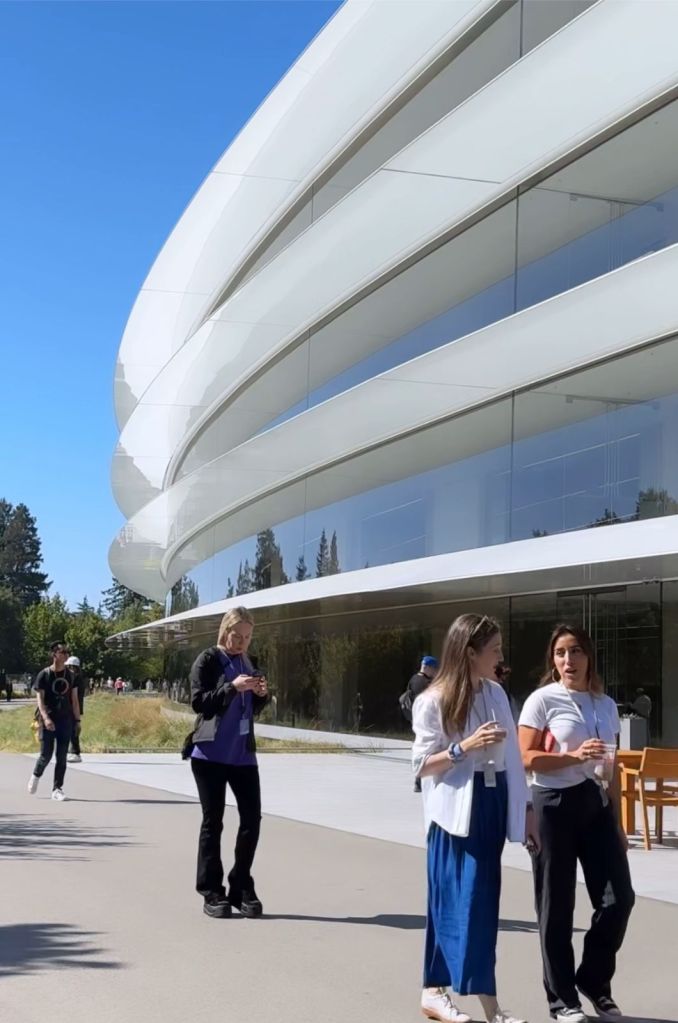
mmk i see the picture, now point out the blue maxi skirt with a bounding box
[424,771,508,995]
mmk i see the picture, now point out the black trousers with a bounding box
[191,758,261,899]
[70,720,81,756]
[34,718,73,789]
[531,780,635,1016]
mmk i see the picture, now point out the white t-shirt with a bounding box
[519,682,620,789]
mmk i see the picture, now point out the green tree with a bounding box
[225,577,235,599]
[0,500,49,607]
[66,609,110,677]
[236,559,255,595]
[170,576,200,614]
[0,587,24,670]
[636,487,678,519]
[253,528,288,590]
[328,531,340,575]
[315,529,329,577]
[22,594,71,673]
[101,577,155,619]
[295,555,309,581]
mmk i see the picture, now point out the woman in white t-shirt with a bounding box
[413,614,538,1023]
[518,625,634,1023]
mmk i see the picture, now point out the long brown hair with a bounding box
[540,623,603,694]
[435,613,501,736]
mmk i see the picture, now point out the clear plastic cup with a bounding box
[594,742,617,783]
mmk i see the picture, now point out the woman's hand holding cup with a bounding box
[461,721,506,753]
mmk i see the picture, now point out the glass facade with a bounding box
[165,580,675,745]
[170,333,678,611]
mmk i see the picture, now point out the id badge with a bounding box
[484,763,497,788]
[239,717,249,736]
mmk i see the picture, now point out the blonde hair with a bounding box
[436,613,501,736]
[217,606,254,647]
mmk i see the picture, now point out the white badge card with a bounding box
[484,762,497,788]
[239,717,249,736]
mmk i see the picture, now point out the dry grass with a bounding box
[0,696,346,754]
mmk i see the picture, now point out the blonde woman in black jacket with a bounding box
[187,607,268,919]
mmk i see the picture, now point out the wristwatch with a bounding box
[447,741,466,763]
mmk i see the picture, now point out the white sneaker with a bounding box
[491,1011,527,1023]
[67,754,82,763]
[554,1009,588,1023]
[422,988,472,1023]
[51,788,66,801]
[27,775,39,795]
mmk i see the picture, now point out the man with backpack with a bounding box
[27,642,80,801]
[399,655,438,792]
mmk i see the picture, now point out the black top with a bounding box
[408,671,432,701]
[35,668,75,719]
[190,646,268,746]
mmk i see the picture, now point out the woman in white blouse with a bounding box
[413,614,538,1023]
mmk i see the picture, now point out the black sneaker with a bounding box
[578,988,622,1021]
[203,893,231,918]
[229,886,263,918]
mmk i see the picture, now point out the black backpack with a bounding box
[398,688,413,723]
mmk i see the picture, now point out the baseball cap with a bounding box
[65,656,80,667]
[421,655,438,668]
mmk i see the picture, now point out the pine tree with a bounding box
[0,500,49,607]
[316,529,329,577]
[77,596,94,614]
[170,577,200,614]
[101,577,149,618]
[295,554,309,581]
[253,528,288,590]
[236,559,255,594]
[225,577,235,599]
[328,531,340,575]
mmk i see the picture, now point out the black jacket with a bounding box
[190,646,267,748]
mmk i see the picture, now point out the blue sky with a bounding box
[0,0,340,609]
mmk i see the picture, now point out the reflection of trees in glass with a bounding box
[254,528,289,590]
[316,529,341,577]
[531,487,678,539]
[225,578,234,598]
[636,487,678,519]
[329,531,340,575]
[170,576,200,614]
[295,555,309,581]
[316,529,329,577]
[236,559,255,594]
[590,508,622,528]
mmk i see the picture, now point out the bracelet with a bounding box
[447,741,466,763]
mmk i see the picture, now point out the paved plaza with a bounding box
[0,751,676,1023]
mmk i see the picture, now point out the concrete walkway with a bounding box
[1,752,676,1023]
[45,749,678,904]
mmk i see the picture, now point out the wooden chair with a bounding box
[622,748,678,850]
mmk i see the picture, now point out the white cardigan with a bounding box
[412,680,528,842]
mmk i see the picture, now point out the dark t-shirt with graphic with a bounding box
[35,668,75,719]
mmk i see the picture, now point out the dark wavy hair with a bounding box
[540,623,603,694]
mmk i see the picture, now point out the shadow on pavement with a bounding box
[0,923,122,975]
[261,914,548,932]
[70,798,196,805]
[0,814,134,861]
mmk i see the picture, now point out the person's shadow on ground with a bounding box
[259,913,551,932]
[0,923,122,976]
